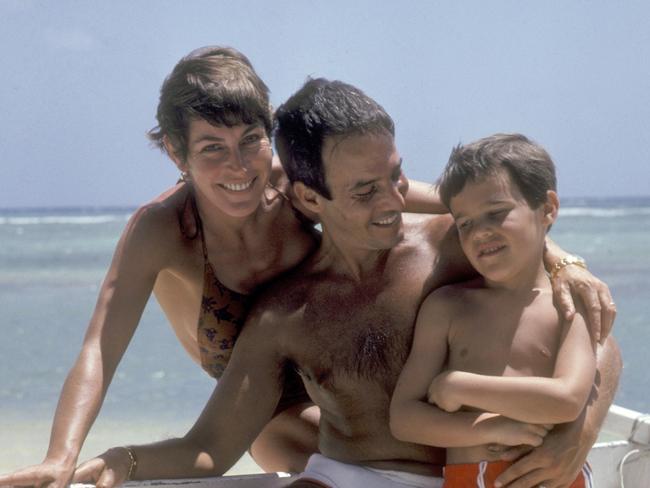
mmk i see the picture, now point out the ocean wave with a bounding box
[559,207,650,218]
[0,214,131,225]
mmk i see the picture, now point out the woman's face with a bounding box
[181,118,273,218]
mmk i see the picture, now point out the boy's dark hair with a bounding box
[438,133,557,209]
[148,46,272,162]
[274,78,395,199]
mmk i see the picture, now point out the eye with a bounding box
[456,219,472,232]
[241,133,263,145]
[488,209,508,221]
[201,143,225,153]
[355,186,378,201]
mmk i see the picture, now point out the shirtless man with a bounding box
[72,79,620,488]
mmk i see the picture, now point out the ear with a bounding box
[542,190,559,227]
[163,135,187,172]
[292,181,325,216]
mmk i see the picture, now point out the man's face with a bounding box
[317,131,408,252]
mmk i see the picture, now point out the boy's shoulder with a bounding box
[420,277,486,313]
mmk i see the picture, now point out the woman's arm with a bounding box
[70,302,287,487]
[430,309,597,424]
[404,180,449,214]
[0,207,165,488]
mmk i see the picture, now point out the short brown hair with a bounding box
[438,133,557,210]
[148,46,272,161]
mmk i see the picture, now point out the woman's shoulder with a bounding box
[123,183,190,246]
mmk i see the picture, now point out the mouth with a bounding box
[218,177,256,192]
[478,244,506,258]
[372,213,400,227]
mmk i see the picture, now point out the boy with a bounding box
[390,133,596,487]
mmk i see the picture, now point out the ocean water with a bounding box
[1,198,649,470]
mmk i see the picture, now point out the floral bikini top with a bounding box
[196,224,252,378]
[179,189,252,379]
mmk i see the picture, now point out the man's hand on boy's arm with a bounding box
[544,238,616,343]
[494,337,621,488]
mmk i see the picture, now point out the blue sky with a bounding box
[1,0,648,208]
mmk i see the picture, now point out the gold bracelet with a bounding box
[123,445,138,481]
[550,255,587,280]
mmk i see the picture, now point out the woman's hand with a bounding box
[0,459,74,488]
[551,264,616,343]
[72,447,132,488]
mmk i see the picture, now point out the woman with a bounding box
[0,46,613,488]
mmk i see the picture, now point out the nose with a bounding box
[472,218,494,241]
[386,174,407,211]
[227,147,251,173]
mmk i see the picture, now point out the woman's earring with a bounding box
[180,170,191,182]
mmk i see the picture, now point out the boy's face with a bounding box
[449,169,556,286]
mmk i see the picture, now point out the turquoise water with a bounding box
[0,199,648,468]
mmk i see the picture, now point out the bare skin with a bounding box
[391,172,598,474]
[67,131,619,488]
[0,115,458,488]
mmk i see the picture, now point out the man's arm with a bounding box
[72,307,287,487]
[390,291,548,449]
[544,237,617,342]
[430,309,597,424]
[494,336,621,488]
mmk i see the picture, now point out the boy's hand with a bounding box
[477,413,552,449]
[0,460,74,488]
[428,371,461,412]
[551,264,616,344]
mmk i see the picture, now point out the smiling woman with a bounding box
[0,46,325,488]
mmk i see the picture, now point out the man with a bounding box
[73,79,620,488]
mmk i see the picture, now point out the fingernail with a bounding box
[494,481,502,488]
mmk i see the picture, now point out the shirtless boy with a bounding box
[70,81,620,488]
[391,134,598,487]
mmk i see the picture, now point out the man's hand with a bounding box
[494,422,591,488]
[551,264,616,343]
[72,447,132,488]
[0,460,74,488]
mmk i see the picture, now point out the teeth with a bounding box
[374,214,398,225]
[221,179,254,192]
[480,245,503,256]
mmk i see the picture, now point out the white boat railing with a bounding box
[588,404,650,487]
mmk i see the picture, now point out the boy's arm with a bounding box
[544,237,616,342]
[431,308,597,424]
[390,292,548,448]
[495,336,621,488]
[404,180,449,214]
[70,307,286,487]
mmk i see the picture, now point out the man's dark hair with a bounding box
[274,78,395,199]
[438,133,557,210]
[148,46,272,162]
